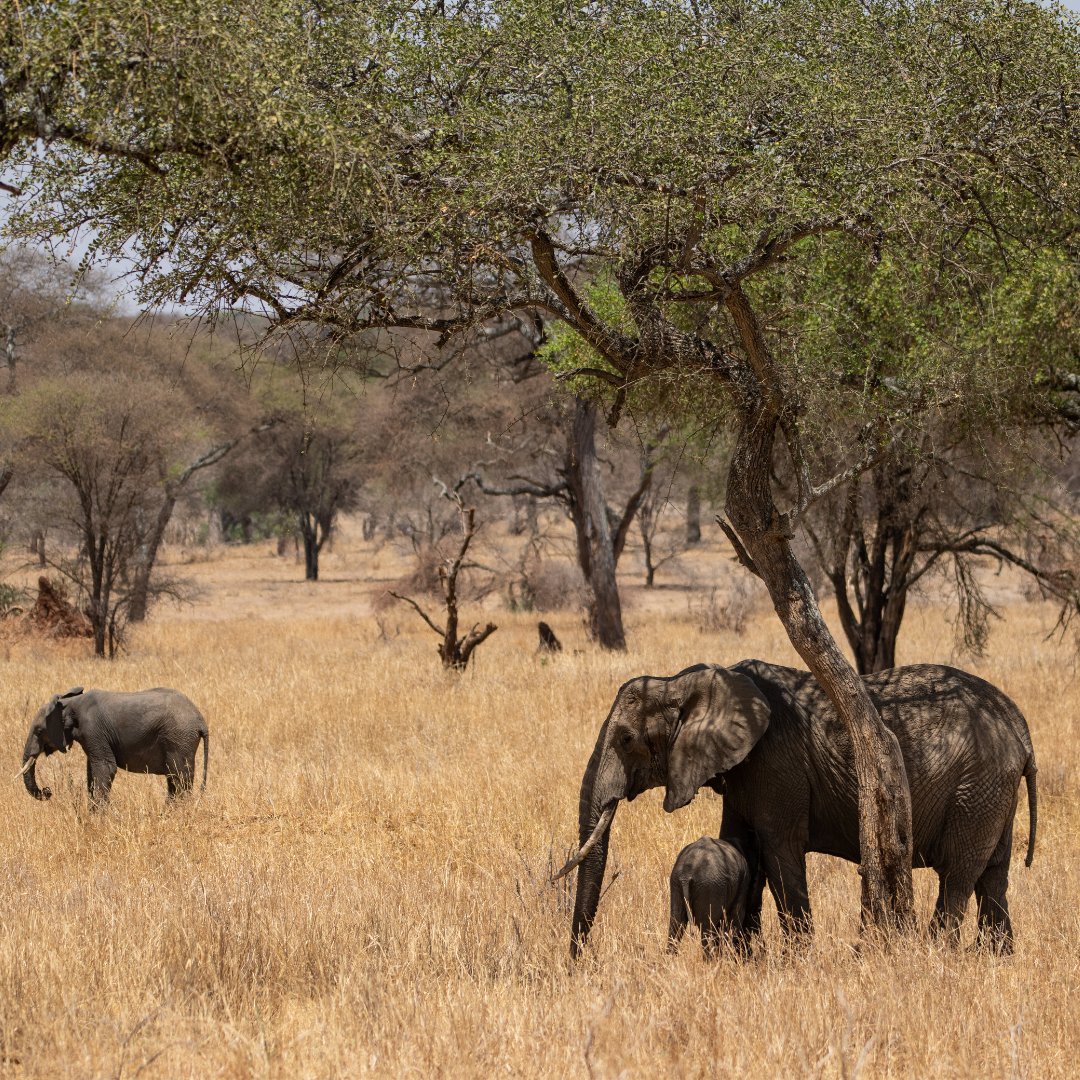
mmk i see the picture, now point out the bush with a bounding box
[0,582,26,619]
[690,576,760,635]
[508,559,587,613]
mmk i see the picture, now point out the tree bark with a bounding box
[564,398,626,650]
[723,290,914,930]
[300,515,320,581]
[686,484,701,545]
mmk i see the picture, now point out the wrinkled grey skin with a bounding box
[668,836,753,958]
[570,662,1037,957]
[22,687,209,806]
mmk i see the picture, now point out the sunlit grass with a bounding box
[0,537,1075,1077]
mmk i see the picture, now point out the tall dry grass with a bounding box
[0,547,1076,1077]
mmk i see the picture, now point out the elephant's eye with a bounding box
[619,731,633,747]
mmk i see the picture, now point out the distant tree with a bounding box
[2,371,194,656]
[0,246,78,394]
[215,400,364,581]
[126,416,278,621]
[800,439,1080,675]
[268,416,363,581]
[470,396,654,650]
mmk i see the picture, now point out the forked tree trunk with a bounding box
[565,399,626,651]
[827,462,920,675]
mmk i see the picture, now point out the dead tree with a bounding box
[389,502,497,671]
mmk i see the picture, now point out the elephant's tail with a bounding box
[200,729,209,793]
[1023,757,1037,867]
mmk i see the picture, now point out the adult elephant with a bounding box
[556,662,1037,956]
[20,687,209,805]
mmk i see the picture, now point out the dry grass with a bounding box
[0,535,1077,1078]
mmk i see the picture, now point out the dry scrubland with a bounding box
[0,533,1077,1079]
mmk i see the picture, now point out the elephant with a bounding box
[20,687,209,805]
[556,661,1037,957]
[668,835,754,958]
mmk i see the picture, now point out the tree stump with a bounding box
[538,621,562,653]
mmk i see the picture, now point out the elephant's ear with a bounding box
[44,696,69,753]
[664,668,770,812]
[60,687,84,699]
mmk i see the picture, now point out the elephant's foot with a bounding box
[974,921,1015,956]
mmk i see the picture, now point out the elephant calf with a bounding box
[20,687,209,805]
[668,836,753,958]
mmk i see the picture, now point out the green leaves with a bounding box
[1,0,1077,439]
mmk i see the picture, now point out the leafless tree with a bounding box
[389,487,498,670]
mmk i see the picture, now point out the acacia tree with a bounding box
[4,0,1080,927]
[1,371,195,655]
[799,441,1080,675]
[215,405,363,580]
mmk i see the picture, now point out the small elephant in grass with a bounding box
[668,836,753,958]
[19,687,209,805]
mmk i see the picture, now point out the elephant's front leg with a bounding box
[761,845,813,939]
[742,859,768,940]
[86,757,117,807]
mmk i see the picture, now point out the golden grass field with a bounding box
[0,530,1077,1078]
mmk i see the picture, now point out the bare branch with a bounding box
[716,515,764,580]
[386,590,444,637]
[554,367,625,389]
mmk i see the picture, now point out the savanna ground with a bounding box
[0,525,1076,1078]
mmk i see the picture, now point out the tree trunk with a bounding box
[686,485,701,545]
[719,286,913,930]
[725,412,914,930]
[301,521,319,581]
[128,491,178,622]
[565,398,626,650]
[828,462,919,675]
[5,324,16,394]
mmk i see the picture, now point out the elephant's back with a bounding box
[736,661,1034,864]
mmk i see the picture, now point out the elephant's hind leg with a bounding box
[165,750,196,799]
[762,846,812,939]
[929,871,976,946]
[667,883,689,953]
[974,825,1015,954]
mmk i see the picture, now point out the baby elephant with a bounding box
[668,836,753,958]
[20,687,209,805]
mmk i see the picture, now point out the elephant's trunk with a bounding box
[567,724,626,958]
[20,735,49,800]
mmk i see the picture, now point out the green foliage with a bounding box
[0,582,26,619]
[2,0,1078,446]
[537,273,628,396]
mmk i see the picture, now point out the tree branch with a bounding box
[716,514,764,580]
[386,591,444,636]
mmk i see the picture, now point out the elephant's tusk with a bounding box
[14,757,36,780]
[551,803,616,883]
